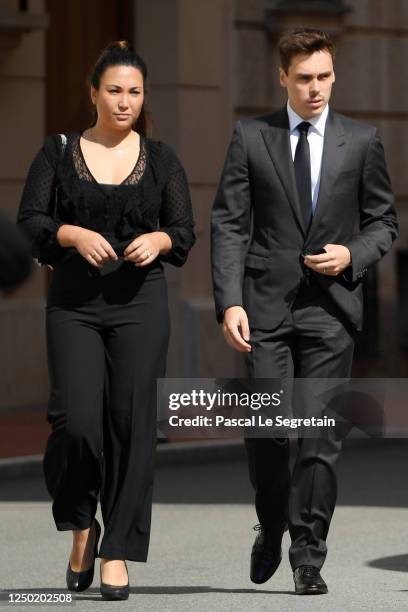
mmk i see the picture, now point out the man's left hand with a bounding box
[303,244,351,276]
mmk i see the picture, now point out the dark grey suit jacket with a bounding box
[211,106,398,331]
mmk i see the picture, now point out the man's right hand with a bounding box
[56,225,118,268]
[222,306,251,352]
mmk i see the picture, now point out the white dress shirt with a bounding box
[287,101,329,213]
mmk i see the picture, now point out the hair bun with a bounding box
[107,40,130,51]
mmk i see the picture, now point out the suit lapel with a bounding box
[307,110,348,238]
[260,108,306,237]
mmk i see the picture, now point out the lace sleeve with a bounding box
[158,147,196,267]
[17,137,65,265]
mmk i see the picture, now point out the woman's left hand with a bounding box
[123,231,172,267]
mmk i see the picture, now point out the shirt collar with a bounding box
[287,101,329,136]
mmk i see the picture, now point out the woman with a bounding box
[17,41,195,601]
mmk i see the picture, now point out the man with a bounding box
[211,28,398,595]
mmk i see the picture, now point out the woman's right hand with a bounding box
[56,225,118,268]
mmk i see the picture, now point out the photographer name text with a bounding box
[168,415,335,429]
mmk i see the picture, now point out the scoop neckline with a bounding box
[77,130,144,186]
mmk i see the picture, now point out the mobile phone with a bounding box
[98,258,124,276]
[303,248,327,257]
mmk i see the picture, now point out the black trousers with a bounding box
[43,256,170,561]
[244,283,355,570]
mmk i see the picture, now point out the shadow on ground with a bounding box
[367,554,408,573]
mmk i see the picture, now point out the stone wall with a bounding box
[1,0,406,411]
[0,0,48,408]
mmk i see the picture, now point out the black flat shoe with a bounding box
[250,523,285,584]
[66,518,101,592]
[100,560,130,601]
[293,565,328,595]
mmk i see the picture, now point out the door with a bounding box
[45,0,134,134]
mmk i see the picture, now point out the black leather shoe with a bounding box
[66,518,101,592]
[100,560,130,601]
[293,565,328,595]
[250,524,284,584]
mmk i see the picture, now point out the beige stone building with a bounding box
[0,0,406,412]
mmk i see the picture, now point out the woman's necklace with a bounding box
[87,128,137,155]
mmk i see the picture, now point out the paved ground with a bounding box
[1,439,408,611]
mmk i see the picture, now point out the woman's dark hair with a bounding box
[88,40,150,135]
[278,28,336,74]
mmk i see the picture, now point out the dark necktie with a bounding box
[294,121,312,231]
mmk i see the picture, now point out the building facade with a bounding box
[0,0,405,411]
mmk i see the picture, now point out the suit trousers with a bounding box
[43,255,170,561]
[244,282,355,570]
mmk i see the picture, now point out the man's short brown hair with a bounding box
[278,28,336,73]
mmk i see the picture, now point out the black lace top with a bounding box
[17,132,196,267]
